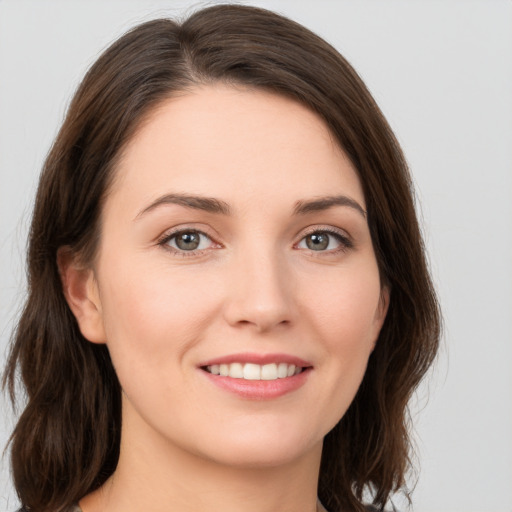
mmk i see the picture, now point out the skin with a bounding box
[61,85,389,512]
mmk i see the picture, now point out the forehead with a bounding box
[109,84,365,213]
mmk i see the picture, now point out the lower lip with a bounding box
[200,368,311,400]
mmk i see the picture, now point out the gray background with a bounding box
[1,1,511,511]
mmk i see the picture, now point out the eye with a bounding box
[297,229,352,253]
[159,229,215,253]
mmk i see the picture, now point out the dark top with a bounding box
[18,504,393,512]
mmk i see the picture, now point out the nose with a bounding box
[222,247,295,333]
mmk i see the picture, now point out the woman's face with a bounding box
[80,85,388,468]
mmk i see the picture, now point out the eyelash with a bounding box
[157,229,214,258]
[157,226,353,258]
[299,227,353,254]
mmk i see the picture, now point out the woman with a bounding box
[3,4,440,512]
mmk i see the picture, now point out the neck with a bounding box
[80,398,323,512]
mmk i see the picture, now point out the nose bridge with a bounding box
[223,236,294,332]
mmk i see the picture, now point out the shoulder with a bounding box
[16,505,82,512]
[322,505,398,512]
[365,505,400,512]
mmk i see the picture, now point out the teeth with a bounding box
[205,362,304,380]
[261,363,277,380]
[243,363,261,380]
[229,362,244,379]
[277,363,288,378]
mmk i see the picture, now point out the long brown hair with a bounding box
[3,5,440,512]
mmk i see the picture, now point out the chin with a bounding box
[205,445,314,469]
[191,424,322,469]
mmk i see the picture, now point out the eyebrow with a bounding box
[136,193,232,219]
[135,193,366,220]
[293,195,366,217]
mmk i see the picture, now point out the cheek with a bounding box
[97,258,220,378]
[306,261,383,347]
[303,261,382,408]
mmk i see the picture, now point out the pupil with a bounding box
[177,232,200,250]
[307,233,329,251]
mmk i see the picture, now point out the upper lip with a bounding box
[198,352,313,368]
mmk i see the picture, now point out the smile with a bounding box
[199,353,312,399]
[205,362,303,380]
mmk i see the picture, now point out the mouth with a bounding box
[198,354,312,399]
[202,362,306,381]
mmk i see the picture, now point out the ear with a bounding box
[57,247,106,344]
[371,285,390,349]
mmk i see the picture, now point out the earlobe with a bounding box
[378,286,390,325]
[57,247,106,344]
[372,286,390,349]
